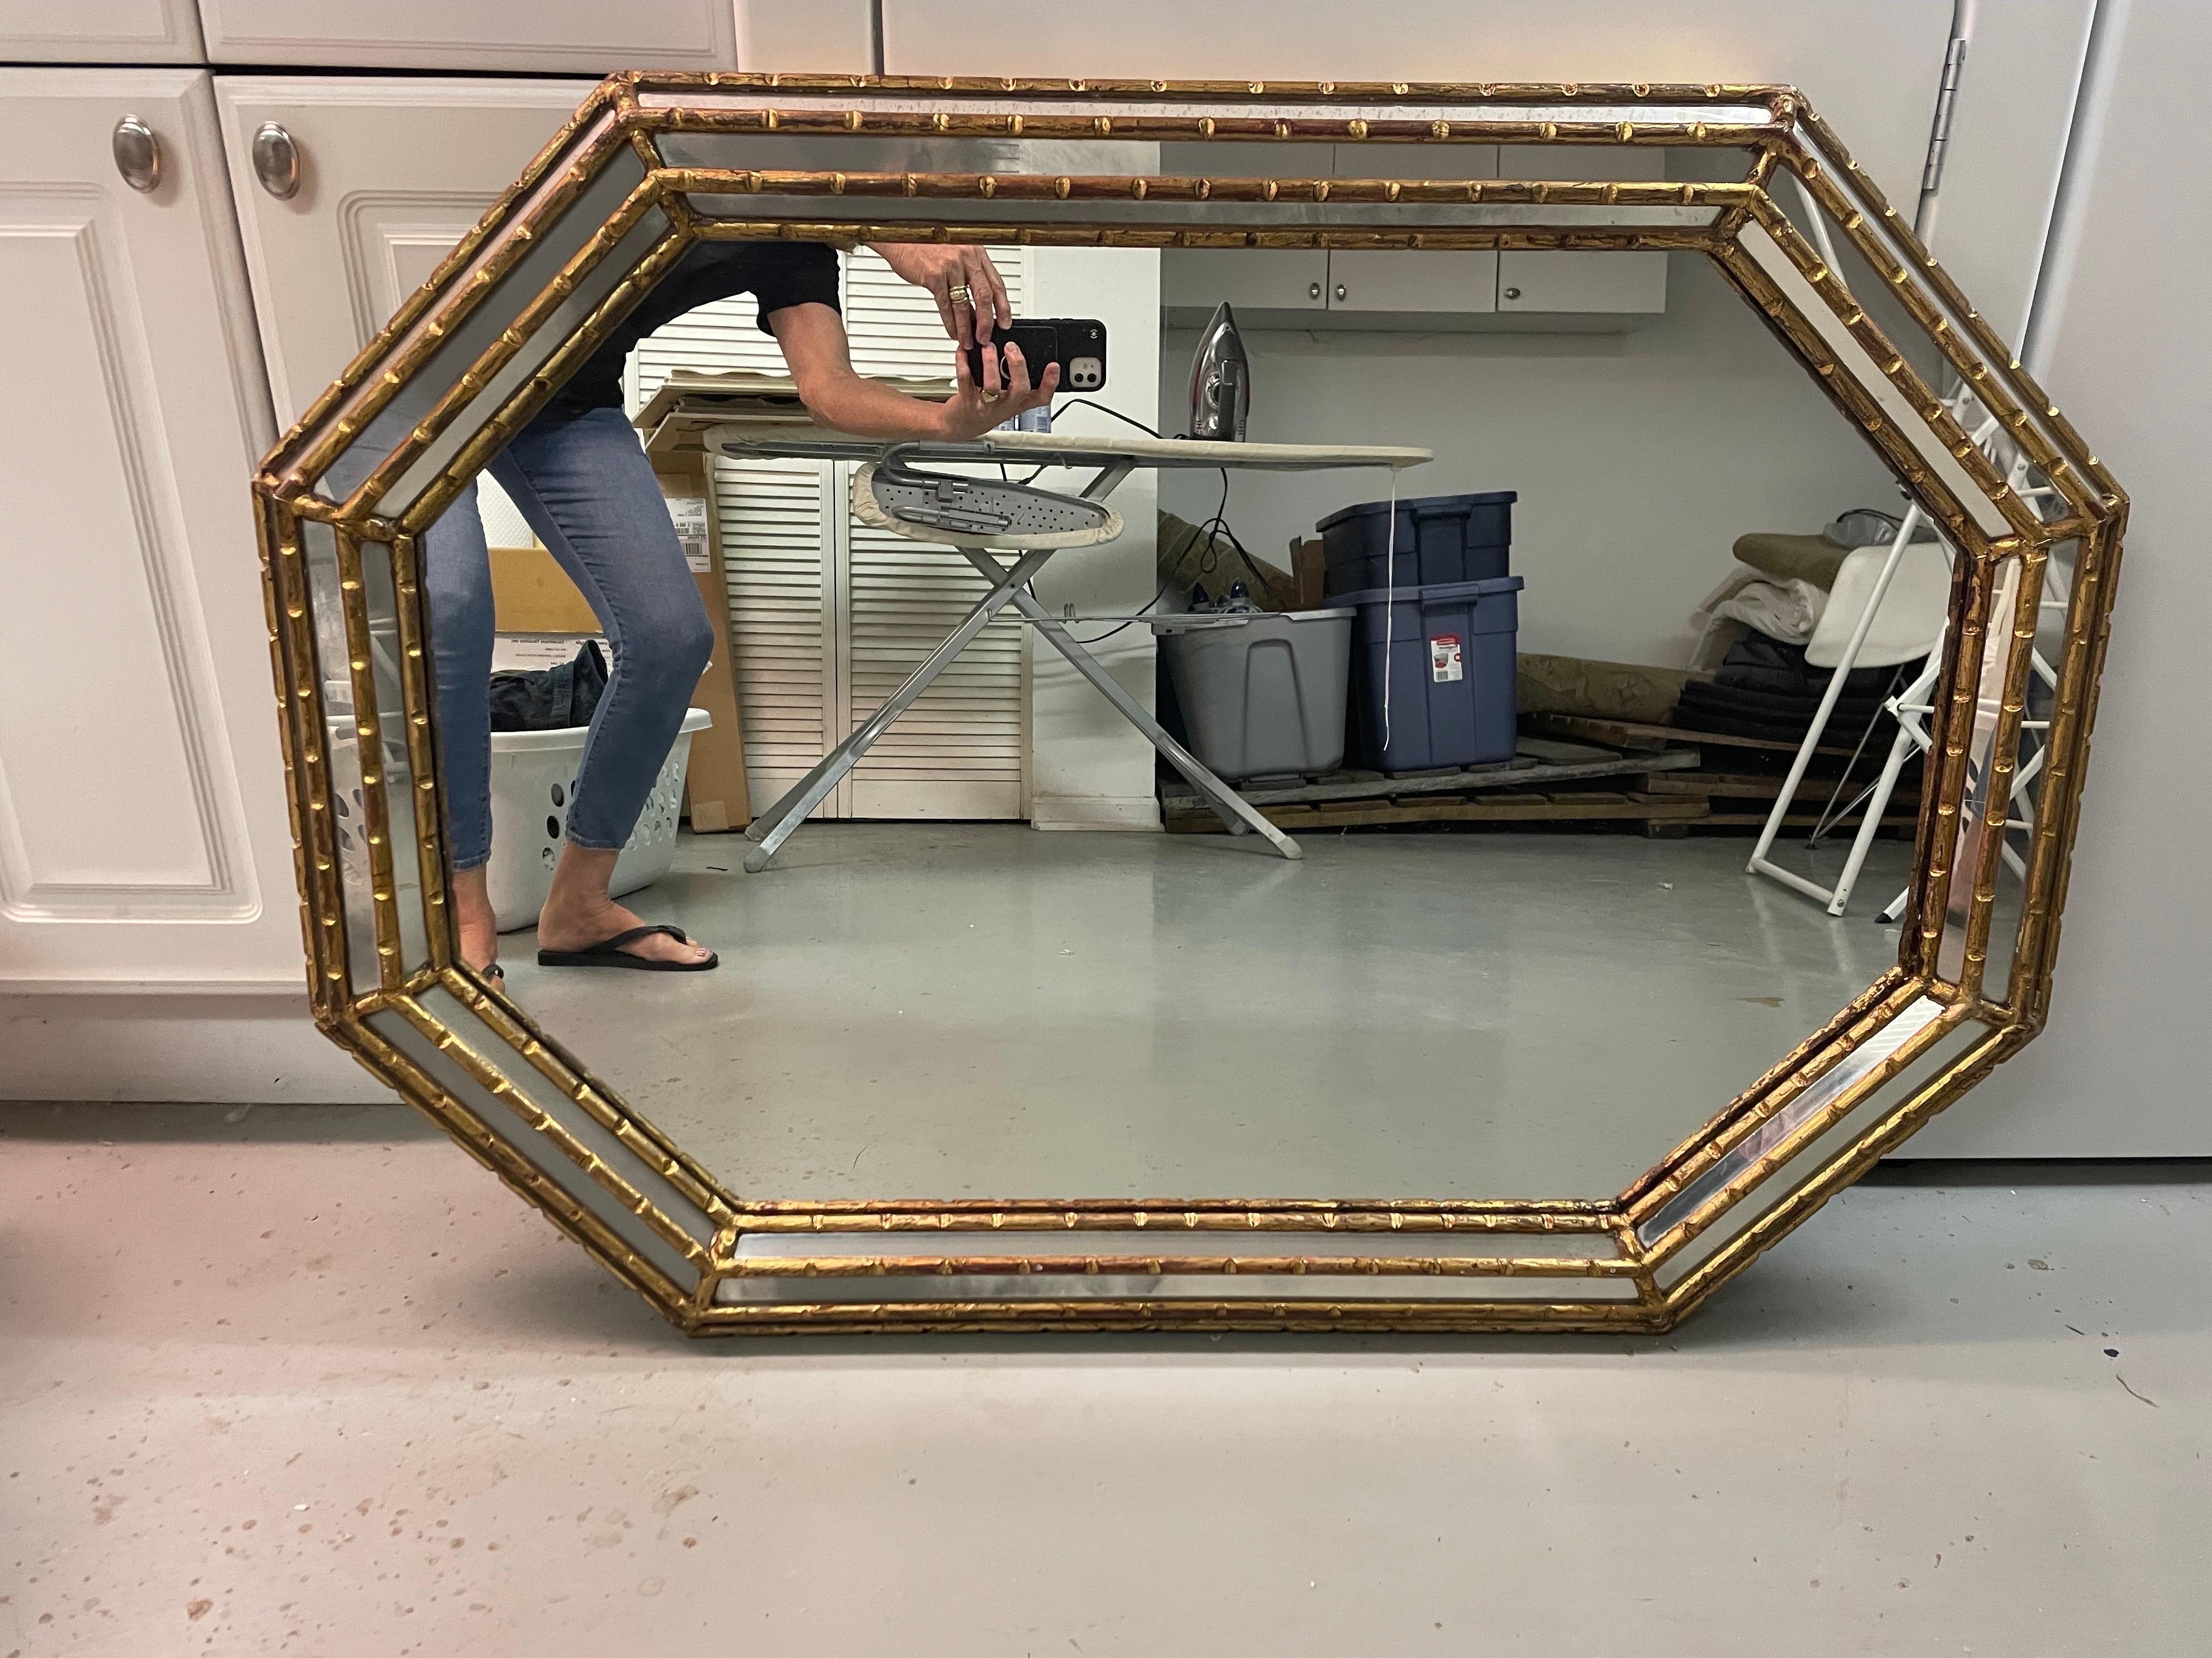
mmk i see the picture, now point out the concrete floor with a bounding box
[1,1102,2204,1656]
[504,825,1916,1202]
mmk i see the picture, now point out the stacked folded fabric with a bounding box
[1674,634,1901,745]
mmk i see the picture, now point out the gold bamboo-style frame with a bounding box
[251,73,2124,1336]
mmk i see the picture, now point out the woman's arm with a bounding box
[769,301,1058,442]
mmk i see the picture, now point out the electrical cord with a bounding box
[1047,398,1274,594]
[1010,397,1266,644]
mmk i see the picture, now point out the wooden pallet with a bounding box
[1644,771,1923,810]
[1525,712,1866,760]
[1166,789,1711,835]
[1698,810,1920,833]
[1158,739,1701,816]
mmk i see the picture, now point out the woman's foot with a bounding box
[536,846,714,967]
[450,863,501,977]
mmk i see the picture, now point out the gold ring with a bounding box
[979,389,1003,404]
[947,284,973,304]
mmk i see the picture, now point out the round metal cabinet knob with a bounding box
[112,115,161,193]
[1334,282,1347,302]
[252,122,301,200]
[1308,281,1322,301]
[1503,286,1523,301]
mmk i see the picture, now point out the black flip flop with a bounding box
[537,923,718,972]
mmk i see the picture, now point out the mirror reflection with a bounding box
[404,161,2020,1206]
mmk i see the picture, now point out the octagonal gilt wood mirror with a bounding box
[251,73,2123,1336]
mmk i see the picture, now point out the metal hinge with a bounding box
[1922,33,1970,194]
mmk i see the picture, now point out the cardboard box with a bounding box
[1290,537,1329,612]
[489,542,599,634]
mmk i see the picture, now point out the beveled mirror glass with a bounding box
[252,74,2123,1334]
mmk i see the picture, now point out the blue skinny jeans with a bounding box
[418,406,712,870]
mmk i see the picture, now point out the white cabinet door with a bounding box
[1326,142,1500,316]
[1496,144,1668,315]
[199,0,736,72]
[0,70,295,990]
[213,78,597,426]
[1158,142,1333,319]
[0,0,204,63]
[1163,249,1328,316]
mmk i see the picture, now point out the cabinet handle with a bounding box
[1503,286,1522,301]
[252,122,302,200]
[1334,282,1347,302]
[112,115,161,194]
[1308,281,1322,301]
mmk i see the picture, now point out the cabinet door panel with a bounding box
[1158,142,1334,318]
[1325,251,1499,316]
[0,70,294,989]
[1496,144,1667,316]
[0,0,203,63]
[1324,142,1499,316]
[200,0,736,72]
[215,78,597,426]
[1163,250,1328,316]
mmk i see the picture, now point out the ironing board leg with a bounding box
[969,552,1303,860]
[742,546,1059,873]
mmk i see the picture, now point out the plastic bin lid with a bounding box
[1334,575,1525,609]
[1317,490,1517,530]
[1148,606,1355,632]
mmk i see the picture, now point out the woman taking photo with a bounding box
[410,240,1053,978]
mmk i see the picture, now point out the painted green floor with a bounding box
[502,825,1919,1203]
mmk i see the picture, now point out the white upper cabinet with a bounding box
[0,0,204,63]
[213,78,596,425]
[0,70,295,990]
[1496,144,1667,316]
[1158,143,1334,317]
[1164,142,1645,327]
[1325,143,1502,320]
[198,0,737,72]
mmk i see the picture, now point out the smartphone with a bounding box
[964,318,1108,394]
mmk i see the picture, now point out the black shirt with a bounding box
[544,240,842,415]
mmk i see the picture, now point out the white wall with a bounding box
[1025,247,1165,830]
[1908,0,2210,1157]
[1158,253,1899,666]
[885,1,1954,207]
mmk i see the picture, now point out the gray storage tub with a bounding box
[1153,608,1355,782]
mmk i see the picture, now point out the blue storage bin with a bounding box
[1317,490,1516,598]
[1338,576,1523,773]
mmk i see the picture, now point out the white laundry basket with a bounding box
[485,709,710,931]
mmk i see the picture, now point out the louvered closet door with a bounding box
[712,459,836,816]
[839,247,1030,819]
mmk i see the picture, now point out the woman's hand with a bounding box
[867,241,1011,345]
[939,341,1058,441]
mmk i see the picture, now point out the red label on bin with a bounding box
[1429,633,1464,683]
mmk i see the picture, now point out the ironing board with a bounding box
[702,420,1431,872]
